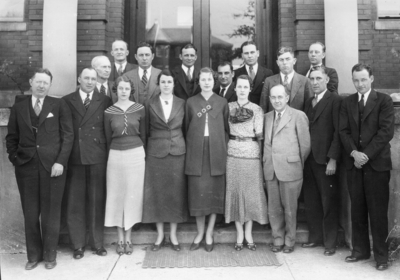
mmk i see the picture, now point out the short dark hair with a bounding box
[217,61,234,72]
[180,43,197,54]
[352,63,373,76]
[156,69,174,85]
[197,67,216,83]
[276,46,294,58]
[136,41,154,54]
[113,75,135,99]
[79,67,97,78]
[309,65,328,76]
[309,41,326,53]
[31,68,53,82]
[236,74,253,90]
[241,41,257,53]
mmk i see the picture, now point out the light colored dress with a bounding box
[225,101,268,224]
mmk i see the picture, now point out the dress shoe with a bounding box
[205,238,214,252]
[270,245,284,253]
[125,241,133,255]
[152,237,165,251]
[190,238,203,251]
[73,248,85,259]
[234,243,243,251]
[302,242,321,248]
[25,261,40,270]
[247,243,257,251]
[116,242,125,255]
[283,246,294,253]
[93,247,107,256]
[171,243,181,251]
[44,260,57,269]
[345,255,370,263]
[376,263,389,271]
[324,249,336,256]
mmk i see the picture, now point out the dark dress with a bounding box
[185,93,229,216]
[142,95,189,223]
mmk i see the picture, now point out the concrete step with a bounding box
[59,222,310,245]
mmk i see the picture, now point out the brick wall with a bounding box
[0,0,125,93]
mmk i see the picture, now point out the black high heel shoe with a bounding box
[190,237,203,251]
[169,237,181,251]
[205,237,214,252]
[152,237,165,251]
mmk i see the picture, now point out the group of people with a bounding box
[6,39,394,272]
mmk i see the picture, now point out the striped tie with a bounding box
[312,94,318,107]
[142,69,148,86]
[249,65,255,81]
[34,99,41,116]
[117,64,123,76]
[83,93,90,109]
[100,84,106,95]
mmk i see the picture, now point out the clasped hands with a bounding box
[352,151,369,169]
[51,163,64,177]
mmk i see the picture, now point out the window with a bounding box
[377,0,400,19]
[0,0,24,22]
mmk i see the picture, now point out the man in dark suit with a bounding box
[62,68,112,260]
[6,68,74,270]
[123,42,162,104]
[260,46,312,113]
[171,43,201,101]
[234,41,273,105]
[91,56,116,103]
[302,66,341,256]
[303,42,339,94]
[109,39,137,82]
[214,61,237,103]
[339,63,394,271]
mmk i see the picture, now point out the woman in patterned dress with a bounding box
[185,67,229,252]
[104,76,146,255]
[225,75,268,251]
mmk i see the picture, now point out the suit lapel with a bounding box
[148,69,160,99]
[38,97,53,127]
[19,96,33,133]
[362,90,377,122]
[252,67,264,90]
[313,91,331,121]
[275,107,292,135]
[81,89,102,126]
[168,97,181,123]
[350,93,359,127]
[177,67,188,95]
[266,112,273,143]
[224,84,235,101]
[150,96,167,123]
[290,72,301,103]
[133,69,140,102]
[70,90,86,117]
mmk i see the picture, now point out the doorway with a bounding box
[125,0,278,71]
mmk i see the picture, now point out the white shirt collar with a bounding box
[181,64,194,76]
[245,63,258,75]
[220,83,232,96]
[310,63,323,69]
[275,107,286,118]
[315,89,327,102]
[280,71,295,84]
[79,89,94,101]
[115,61,127,71]
[139,66,152,79]
[31,95,45,108]
[358,89,371,105]
[96,82,108,92]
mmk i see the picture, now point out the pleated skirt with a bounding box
[105,147,145,229]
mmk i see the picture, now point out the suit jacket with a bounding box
[304,90,341,165]
[263,106,311,182]
[260,72,312,113]
[123,67,162,104]
[62,88,112,165]
[171,66,201,100]
[339,90,394,172]
[6,95,74,172]
[304,65,339,94]
[109,62,138,82]
[185,93,229,176]
[213,82,237,103]
[145,94,186,158]
[234,65,273,105]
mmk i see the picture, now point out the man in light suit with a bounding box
[91,56,115,102]
[171,43,201,101]
[302,66,341,256]
[260,46,312,113]
[109,39,137,82]
[263,84,311,253]
[6,68,74,270]
[304,42,339,94]
[62,68,112,260]
[234,41,273,105]
[123,41,162,105]
[214,61,237,103]
[340,63,394,271]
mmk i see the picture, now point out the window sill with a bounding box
[374,20,400,30]
[0,22,27,31]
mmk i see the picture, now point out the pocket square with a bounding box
[47,112,54,118]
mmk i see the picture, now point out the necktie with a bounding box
[83,93,90,109]
[283,75,288,87]
[312,94,318,107]
[100,84,106,95]
[142,69,148,86]
[249,66,255,81]
[117,64,123,76]
[34,99,41,116]
[220,87,226,97]
[359,94,365,115]
[187,67,192,81]
[272,112,281,141]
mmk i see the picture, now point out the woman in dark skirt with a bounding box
[185,67,229,252]
[142,69,188,251]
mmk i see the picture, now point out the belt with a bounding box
[229,135,257,142]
